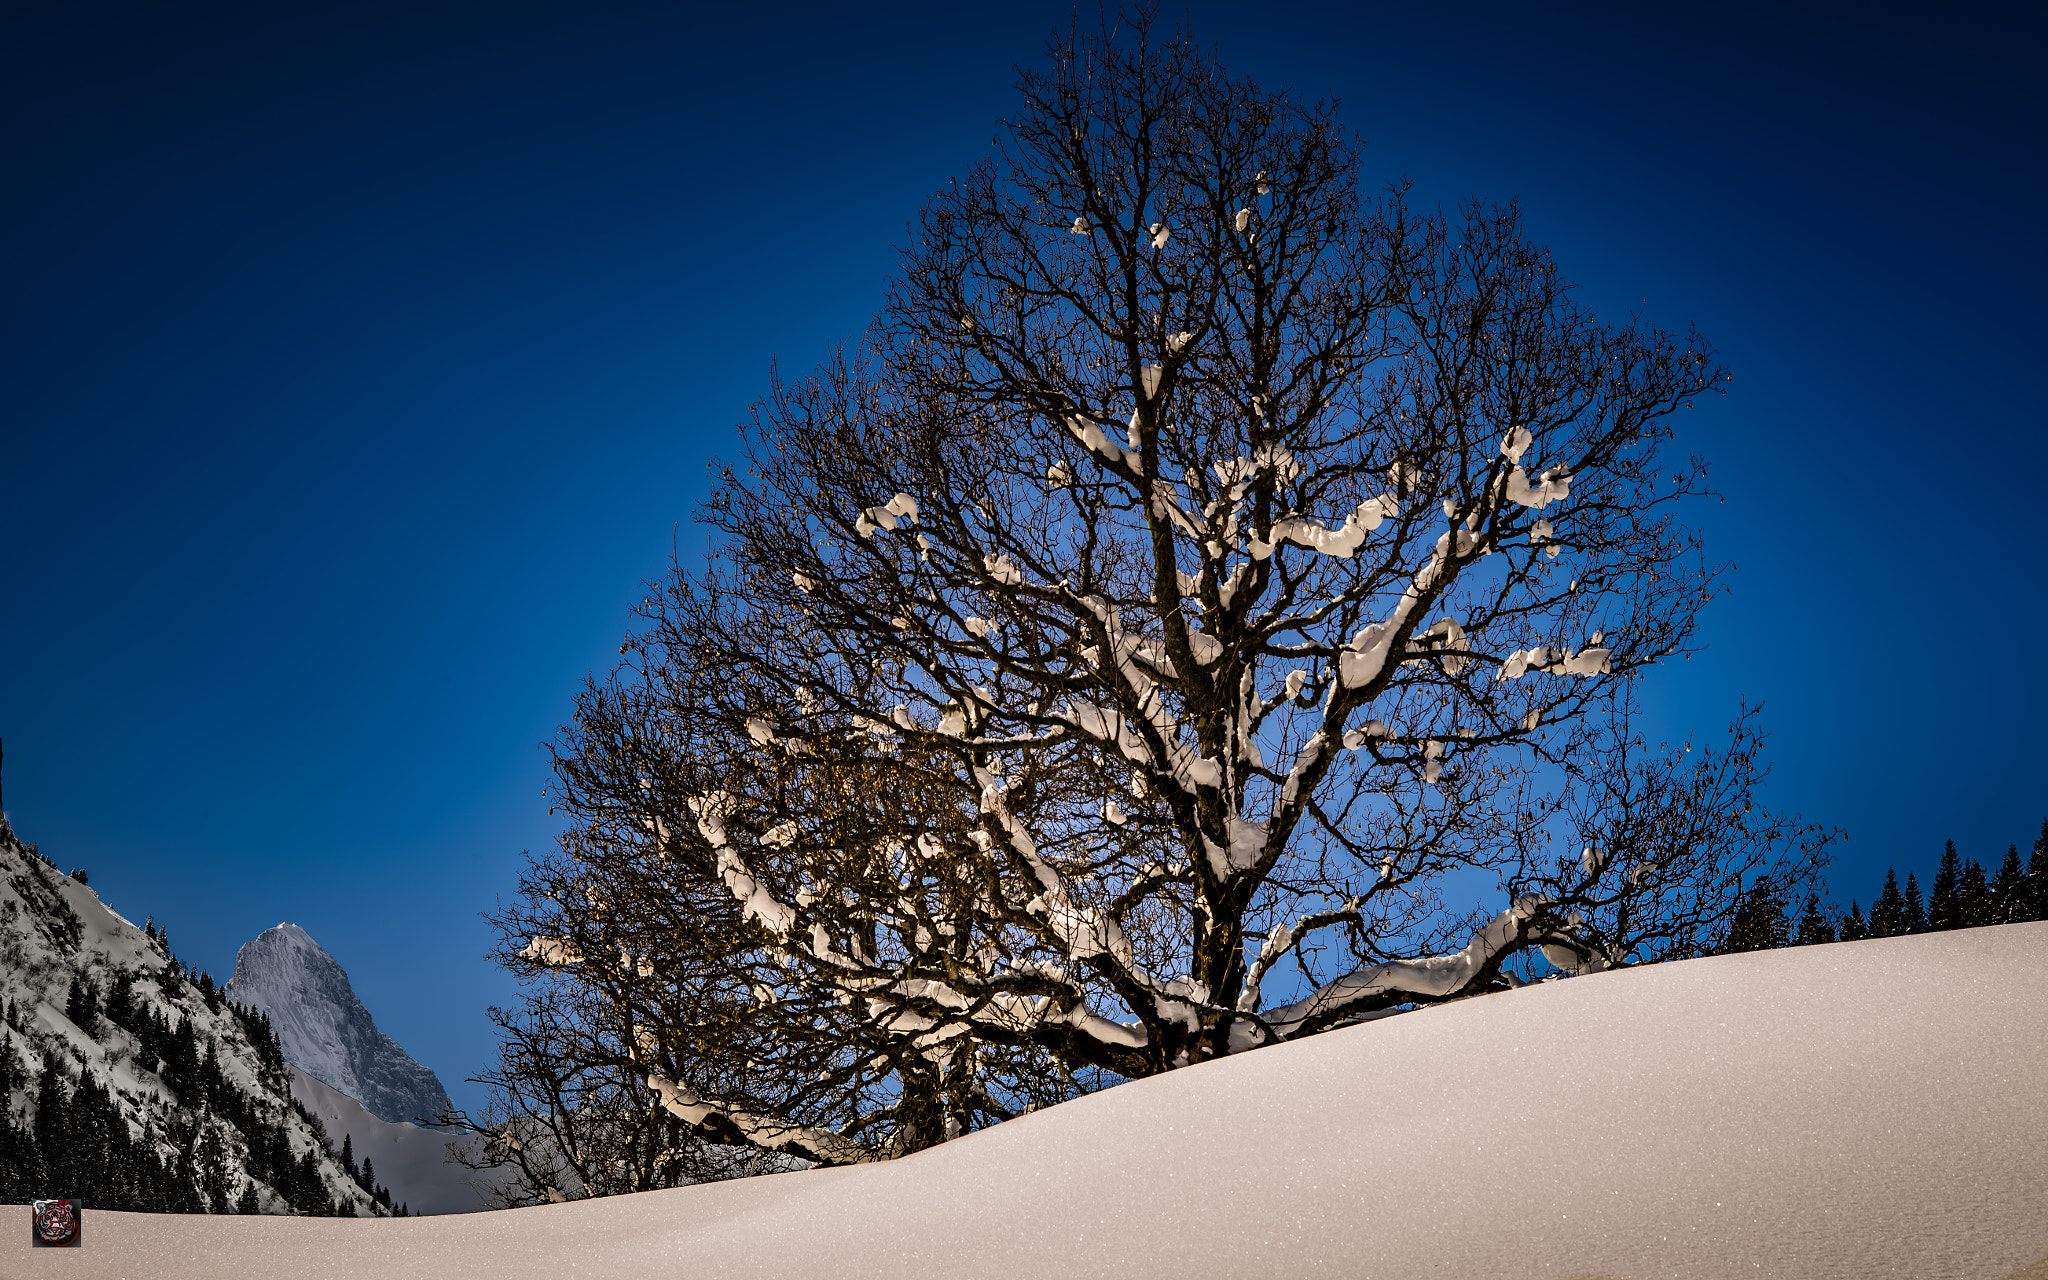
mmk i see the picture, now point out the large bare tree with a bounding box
[483,15,1827,1179]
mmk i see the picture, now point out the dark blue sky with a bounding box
[3,1,2041,1113]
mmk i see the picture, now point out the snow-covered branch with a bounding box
[493,17,1757,1178]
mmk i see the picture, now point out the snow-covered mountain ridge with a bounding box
[9,921,2045,1277]
[224,923,452,1126]
[0,815,394,1216]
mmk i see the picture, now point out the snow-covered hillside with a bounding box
[9,921,2045,1279]
[225,923,452,1126]
[0,818,391,1216]
[288,1067,497,1215]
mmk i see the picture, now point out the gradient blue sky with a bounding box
[2,1,2041,1114]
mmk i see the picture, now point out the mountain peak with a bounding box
[0,827,394,1216]
[225,923,452,1125]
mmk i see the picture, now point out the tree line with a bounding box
[1722,820,2048,952]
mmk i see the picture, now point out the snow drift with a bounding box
[9,923,2046,1279]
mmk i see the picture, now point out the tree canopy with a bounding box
[473,15,1827,1180]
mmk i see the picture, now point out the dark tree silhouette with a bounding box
[1722,881,1791,953]
[1901,873,1926,935]
[1929,841,1962,932]
[1992,846,2026,925]
[1794,892,1835,946]
[1869,870,1905,938]
[2024,824,2048,922]
[1956,858,1989,928]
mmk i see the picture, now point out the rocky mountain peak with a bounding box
[225,923,452,1125]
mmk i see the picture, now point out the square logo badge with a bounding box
[31,1198,82,1247]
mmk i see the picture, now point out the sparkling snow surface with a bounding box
[13,925,2047,1279]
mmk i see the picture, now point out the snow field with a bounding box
[8,922,2046,1279]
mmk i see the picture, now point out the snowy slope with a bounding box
[8,921,2046,1279]
[224,923,452,1125]
[0,820,389,1216]
[287,1067,502,1215]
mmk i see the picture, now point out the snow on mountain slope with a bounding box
[224,923,452,1125]
[0,819,390,1217]
[11,922,2047,1279]
[287,1067,503,1215]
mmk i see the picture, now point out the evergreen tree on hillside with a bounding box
[1992,846,2026,925]
[1901,873,1927,934]
[168,1118,205,1214]
[33,1061,68,1186]
[65,974,100,1038]
[1959,859,1990,928]
[1869,870,1905,937]
[1794,893,1836,946]
[1929,841,1962,931]
[0,1037,26,1203]
[1838,900,1868,942]
[196,1123,231,1212]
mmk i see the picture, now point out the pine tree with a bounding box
[196,1124,232,1212]
[166,1011,200,1088]
[1992,845,2027,924]
[0,1037,21,1204]
[1929,840,1962,931]
[293,1146,324,1214]
[106,971,134,1029]
[1869,870,1905,937]
[1839,900,1864,940]
[234,1180,262,1215]
[64,974,100,1039]
[1901,873,1927,934]
[1794,893,1836,946]
[1723,880,1790,952]
[1960,859,1991,928]
[33,1061,67,1193]
[2028,820,2048,922]
[340,1132,357,1182]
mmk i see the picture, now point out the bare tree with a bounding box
[494,14,1827,1174]
[450,684,1102,1188]
[1535,696,1828,970]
